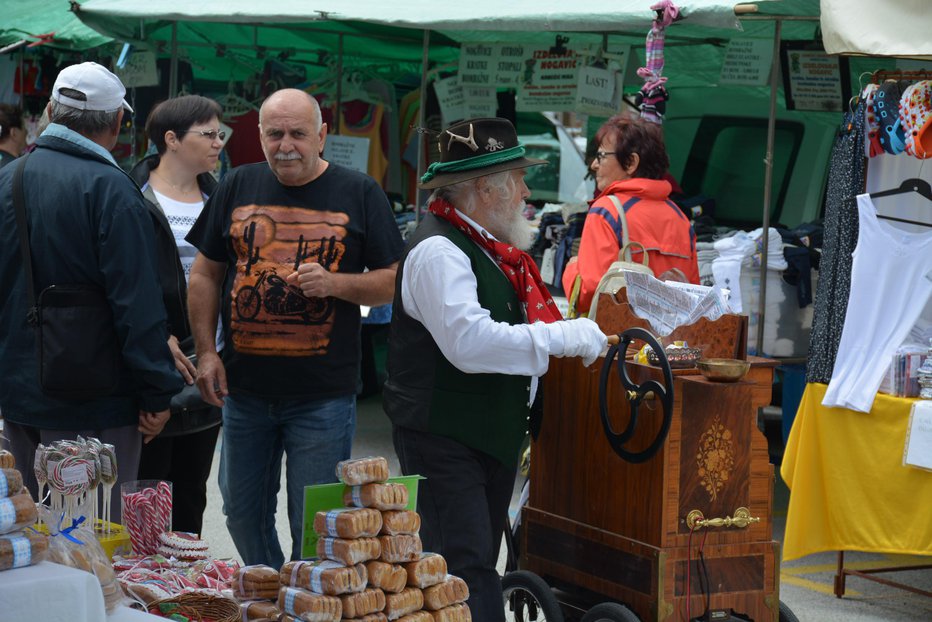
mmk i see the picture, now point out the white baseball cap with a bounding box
[51,62,134,114]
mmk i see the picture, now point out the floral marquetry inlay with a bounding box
[696,416,736,501]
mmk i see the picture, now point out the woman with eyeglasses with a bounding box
[130,95,225,535]
[562,114,700,316]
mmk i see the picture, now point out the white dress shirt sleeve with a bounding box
[400,236,568,377]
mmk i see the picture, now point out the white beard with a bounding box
[488,201,535,250]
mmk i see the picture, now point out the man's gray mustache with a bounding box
[274,152,302,161]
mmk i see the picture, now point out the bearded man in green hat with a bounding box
[383,117,607,621]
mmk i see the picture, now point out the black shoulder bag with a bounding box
[162,336,221,437]
[11,155,122,400]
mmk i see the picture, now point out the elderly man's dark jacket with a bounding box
[0,133,182,430]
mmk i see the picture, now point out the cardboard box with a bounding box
[301,475,422,559]
[95,521,133,559]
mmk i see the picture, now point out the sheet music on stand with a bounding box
[624,271,732,336]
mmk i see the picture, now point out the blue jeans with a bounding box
[219,393,356,567]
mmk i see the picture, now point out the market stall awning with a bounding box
[820,0,932,58]
[1,0,111,51]
[72,0,823,82]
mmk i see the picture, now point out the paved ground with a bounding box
[199,394,932,621]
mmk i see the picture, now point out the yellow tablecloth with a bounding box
[780,383,932,561]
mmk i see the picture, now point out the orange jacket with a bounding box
[562,178,699,313]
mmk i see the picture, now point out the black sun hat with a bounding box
[418,117,546,189]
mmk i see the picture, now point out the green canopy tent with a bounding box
[74,0,830,350]
[1,0,111,51]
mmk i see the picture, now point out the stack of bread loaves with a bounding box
[273,456,471,622]
[0,450,48,572]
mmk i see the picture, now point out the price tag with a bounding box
[62,463,89,487]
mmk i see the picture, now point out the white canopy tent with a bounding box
[821,0,932,58]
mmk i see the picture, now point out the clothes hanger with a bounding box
[869,176,932,228]
[214,81,258,117]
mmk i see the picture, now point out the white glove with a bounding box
[559,318,608,367]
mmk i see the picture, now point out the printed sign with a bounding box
[459,43,529,88]
[576,65,621,116]
[516,48,580,112]
[463,85,498,119]
[433,75,466,127]
[780,42,851,112]
[113,49,159,88]
[323,135,370,174]
[720,38,773,86]
[904,401,932,472]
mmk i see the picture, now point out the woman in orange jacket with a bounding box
[562,115,699,314]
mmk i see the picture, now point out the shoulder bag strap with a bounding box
[607,194,632,259]
[11,154,38,326]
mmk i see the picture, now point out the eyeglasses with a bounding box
[182,129,226,141]
[594,150,616,164]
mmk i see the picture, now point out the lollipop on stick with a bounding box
[34,444,48,511]
[99,444,118,533]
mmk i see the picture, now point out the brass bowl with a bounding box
[696,358,750,382]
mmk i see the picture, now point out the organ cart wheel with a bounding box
[579,602,640,622]
[779,600,800,622]
[599,327,674,463]
[502,570,564,622]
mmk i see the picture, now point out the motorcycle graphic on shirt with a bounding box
[234,268,333,324]
[228,205,348,357]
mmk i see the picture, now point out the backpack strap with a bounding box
[11,154,38,326]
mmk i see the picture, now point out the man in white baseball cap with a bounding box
[51,61,134,113]
[0,61,182,524]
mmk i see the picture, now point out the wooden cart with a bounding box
[506,292,796,622]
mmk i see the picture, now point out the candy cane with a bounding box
[142,487,159,555]
[122,493,146,554]
[156,481,172,534]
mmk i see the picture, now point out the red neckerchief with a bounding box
[428,198,562,324]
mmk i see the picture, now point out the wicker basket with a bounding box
[149,592,240,622]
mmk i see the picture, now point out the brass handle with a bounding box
[686,507,760,531]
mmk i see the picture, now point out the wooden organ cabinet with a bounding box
[522,292,781,621]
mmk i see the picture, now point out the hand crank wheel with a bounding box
[598,327,674,463]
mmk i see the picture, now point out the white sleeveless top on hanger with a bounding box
[822,193,932,412]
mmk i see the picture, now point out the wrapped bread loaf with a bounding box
[345,614,388,622]
[405,553,447,588]
[233,564,281,599]
[339,587,387,618]
[280,560,367,595]
[336,457,390,486]
[344,483,409,511]
[0,468,23,498]
[0,491,37,535]
[366,560,408,593]
[380,534,422,563]
[380,510,420,536]
[431,603,472,622]
[313,507,382,538]
[396,612,433,622]
[0,530,48,570]
[0,450,13,469]
[316,536,381,566]
[278,586,341,622]
[240,600,281,621]
[422,576,469,611]
[384,587,424,620]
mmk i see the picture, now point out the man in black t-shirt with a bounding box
[186,89,403,567]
